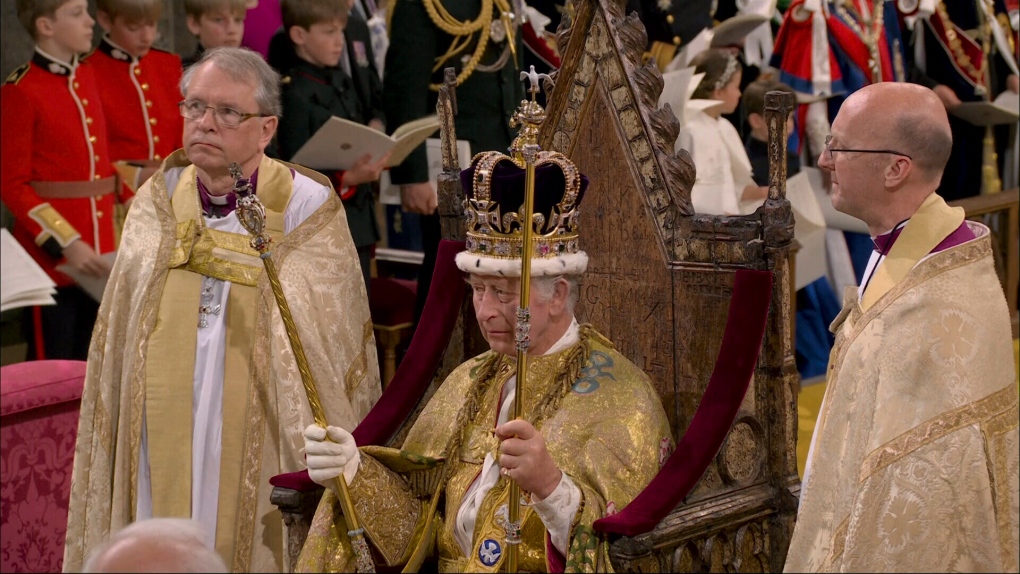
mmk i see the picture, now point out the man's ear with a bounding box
[883,156,913,189]
[259,116,279,152]
[186,14,202,36]
[551,278,570,316]
[96,11,114,33]
[288,25,307,46]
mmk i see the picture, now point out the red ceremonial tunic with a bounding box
[84,37,184,164]
[1,49,122,286]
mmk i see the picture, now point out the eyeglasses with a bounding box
[178,100,268,128]
[824,135,912,161]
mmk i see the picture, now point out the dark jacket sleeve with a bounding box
[382,0,437,185]
[277,79,317,162]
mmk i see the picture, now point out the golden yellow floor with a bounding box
[796,338,1020,478]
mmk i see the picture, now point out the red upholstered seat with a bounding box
[1,360,87,573]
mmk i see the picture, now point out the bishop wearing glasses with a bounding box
[63,47,382,573]
[785,82,1018,573]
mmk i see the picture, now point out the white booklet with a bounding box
[379,137,472,205]
[56,251,117,304]
[1,228,57,312]
[291,115,442,171]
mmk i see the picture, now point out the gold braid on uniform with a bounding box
[419,0,514,90]
[435,325,601,495]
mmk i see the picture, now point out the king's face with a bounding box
[470,275,560,356]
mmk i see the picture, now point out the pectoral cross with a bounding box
[198,280,221,328]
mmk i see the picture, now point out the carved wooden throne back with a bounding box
[531,0,802,569]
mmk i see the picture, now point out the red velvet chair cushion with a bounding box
[1,360,87,573]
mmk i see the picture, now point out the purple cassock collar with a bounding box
[872,219,975,255]
[871,225,904,254]
[198,169,258,218]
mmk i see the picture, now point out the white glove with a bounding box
[303,424,360,488]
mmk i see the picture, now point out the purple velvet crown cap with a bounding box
[459,157,589,234]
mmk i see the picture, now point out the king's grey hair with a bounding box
[82,518,228,573]
[532,275,581,315]
[180,46,282,117]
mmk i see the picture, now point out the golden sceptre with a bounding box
[504,65,548,573]
[230,163,375,573]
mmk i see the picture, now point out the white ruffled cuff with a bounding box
[530,472,582,556]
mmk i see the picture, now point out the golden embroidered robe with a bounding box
[296,326,672,573]
[785,194,1020,572]
[63,151,382,572]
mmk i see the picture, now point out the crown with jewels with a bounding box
[455,66,591,276]
[456,150,589,276]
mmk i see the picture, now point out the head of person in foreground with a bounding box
[82,517,228,573]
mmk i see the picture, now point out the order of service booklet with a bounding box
[290,115,442,171]
[0,228,57,313]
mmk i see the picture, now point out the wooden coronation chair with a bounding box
[271,0,801,570]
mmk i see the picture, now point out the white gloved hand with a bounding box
[303,424,360,488]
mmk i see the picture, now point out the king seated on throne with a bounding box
[296,114,673,572]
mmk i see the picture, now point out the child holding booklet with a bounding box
[88,0,184,183]
[276,0,388,291]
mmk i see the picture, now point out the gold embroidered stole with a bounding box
[143,158,291,561]
[861,193,964,311]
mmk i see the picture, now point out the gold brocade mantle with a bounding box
[297,327,673,573]
[63,151,382,572]
[786,202,1020,573]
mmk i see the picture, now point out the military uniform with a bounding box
[85,37,184,165]
[277,34,386,291]
[1,50,124,359]
[383,0,524,321]
[626,0,714,69]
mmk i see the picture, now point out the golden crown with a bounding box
[461,149,584,261]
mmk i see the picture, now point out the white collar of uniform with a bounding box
[35,47,78,75]
[102,34,139,63]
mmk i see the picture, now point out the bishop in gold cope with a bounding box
[297,73,672,573]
